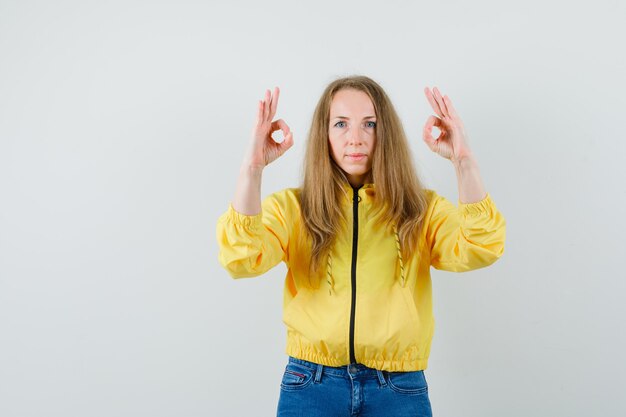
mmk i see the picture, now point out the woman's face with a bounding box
[328,88,377,187]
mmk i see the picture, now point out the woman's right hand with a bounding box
[243,87,294,169]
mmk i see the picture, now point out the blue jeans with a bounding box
[276,356,433,417]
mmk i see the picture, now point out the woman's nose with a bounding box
[348,128,363,144]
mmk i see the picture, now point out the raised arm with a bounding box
[422,86,505,271]
[233,86,294,215]
[216,86,295,279]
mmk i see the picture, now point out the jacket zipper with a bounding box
[349,185,361,364]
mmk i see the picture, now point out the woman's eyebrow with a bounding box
[332,115,377,120]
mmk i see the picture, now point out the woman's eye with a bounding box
[333,121,376,128]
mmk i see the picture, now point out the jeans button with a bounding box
[348,364,357,374]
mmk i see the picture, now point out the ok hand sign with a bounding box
[244,87,294,169]
[422,87,473,164]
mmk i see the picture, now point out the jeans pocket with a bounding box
[280,364,314,391]
[386,370,428,395]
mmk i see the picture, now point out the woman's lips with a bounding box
[347,153,366,161]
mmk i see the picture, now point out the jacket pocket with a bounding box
[400,285,420,324]
[356,284,425,359]
[282,287,346,357]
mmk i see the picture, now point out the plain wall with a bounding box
[1,0,625,416]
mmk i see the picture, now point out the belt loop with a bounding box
[314,363,323,383]
[376,369,387,387]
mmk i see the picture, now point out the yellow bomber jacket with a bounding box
[216,182,506,372]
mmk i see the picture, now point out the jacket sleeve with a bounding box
[427,191,506,272]
[215,192,290,279]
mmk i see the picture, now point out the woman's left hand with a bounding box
[422,87,473,164]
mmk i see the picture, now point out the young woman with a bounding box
[216,75,506,416]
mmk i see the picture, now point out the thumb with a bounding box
[279,131,294,154]
[422,116,438,151]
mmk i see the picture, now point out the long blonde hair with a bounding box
[299,75,429,282]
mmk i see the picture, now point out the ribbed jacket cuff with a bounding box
[458,192,494,216]
[223,203,263,228]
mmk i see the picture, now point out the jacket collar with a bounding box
[341,181,375,192]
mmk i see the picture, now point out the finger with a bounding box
[424,87,444,118]
[422,115,439,149]
[271,118,290,135]
[423,114,443,130]
[263,89,271,121]
[442,94,460,120]
[280,130,294,152]
[256,100,264,124]
[269,86,280,120]
[433,87,450,118]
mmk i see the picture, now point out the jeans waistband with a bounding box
[287,356,389,387]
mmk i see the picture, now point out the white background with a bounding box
[1,0,625,416]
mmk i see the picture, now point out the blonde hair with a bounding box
[299,75,429,284]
